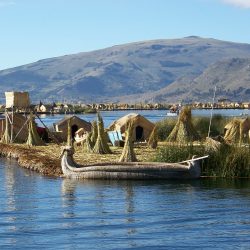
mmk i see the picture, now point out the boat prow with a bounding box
[61,146,208,180]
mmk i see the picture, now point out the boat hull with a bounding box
[61,147,203,180]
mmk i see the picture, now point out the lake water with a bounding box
[36,108,250,128]
[0,158,250,249]
[1,109,250,249]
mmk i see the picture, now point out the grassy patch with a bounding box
[154,143,250,178]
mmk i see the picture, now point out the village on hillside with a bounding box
[0,91,249,114]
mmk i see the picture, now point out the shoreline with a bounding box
[1,142,249,179]
[0,143,62,177]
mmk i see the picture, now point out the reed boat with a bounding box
[61,146,208,180]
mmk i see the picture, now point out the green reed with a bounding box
[154,143,250,178]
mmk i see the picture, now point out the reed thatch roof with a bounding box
[53,115,91,141]
[108,113,155,141]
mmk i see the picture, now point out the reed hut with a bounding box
[224,117,250,144]
[166,106,200,143]
[53,115,91,142]
[108,113,155,142]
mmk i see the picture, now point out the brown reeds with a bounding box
[166,106,200,143]
[92,113,112,154]
[119,121,137,162]
[1,112,10,144]
[90,120,98,145]
[66,119,73,146]
[148,126,158,149]
[224,118,243,144]
[26,112,45,146]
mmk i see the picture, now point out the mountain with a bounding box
[134,58,250,103]
[1,36,250,103]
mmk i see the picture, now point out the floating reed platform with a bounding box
[0,143,156,178]
[0,143,62,177]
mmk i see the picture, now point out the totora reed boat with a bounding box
[61,146,209,180]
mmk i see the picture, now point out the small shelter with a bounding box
[53,115,91,141]
[224,117,250,143]
[108,113,155,141]
[0,113,29,142]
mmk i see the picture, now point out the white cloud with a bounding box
[221,0,250,8]
[0,0,15,7]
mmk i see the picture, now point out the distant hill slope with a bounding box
[136,58,250,103]
[1,36,250,103]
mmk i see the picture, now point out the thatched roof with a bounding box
[53,115,91,141]
[108,113,155,141]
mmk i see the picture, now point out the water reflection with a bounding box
[1,159,250,249]
[61,179,78,219]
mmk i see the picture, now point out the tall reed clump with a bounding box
[147,126,158,149]
[26,112,45,146]
[119,121,137,162]
[92,113,112,154]
[1,112,10,144]
[66,119,73,146]
[154,143,250,177]
[166,106,200,143]
[85,121,98,153]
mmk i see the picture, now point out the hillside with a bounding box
[1,36,250,103]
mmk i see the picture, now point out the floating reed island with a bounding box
[0,107,249,178]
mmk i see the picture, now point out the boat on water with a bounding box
[61,146,208,180]
[166,104,181,117]
[166,111,179,117]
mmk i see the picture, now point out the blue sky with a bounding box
[0,0,250,70]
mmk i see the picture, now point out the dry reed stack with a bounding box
[92,113,112,154]
[66,119,73,146]
[1,113,10,144]
[167,106,200,143]
[147,126,158,149]
[90,120,98,144]
[26,113,45,146]
[119,121,137,162]
[85,120,98,152]
[205,136,227,152]
[224,118,250,144]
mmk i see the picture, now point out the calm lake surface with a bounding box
[0,158,250,249]
[0,109,250,249]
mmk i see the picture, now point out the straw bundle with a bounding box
[67,119,73,146]
[1,113,10,144]
[167,106,200,143]
[119,121,137,162]
[85,132,94,152]
[147,126,158,149]
[205,137,223,152]
[26,113,45,146]
[224,119,244,143]
[92,113,112,154]
[90,120,98,145]
[85,121,98,153]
